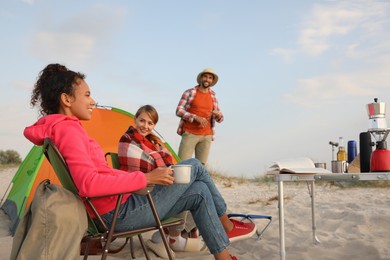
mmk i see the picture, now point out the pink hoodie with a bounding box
[24,114,147,217]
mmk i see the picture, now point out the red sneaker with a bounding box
[230,254,238,260]
[226,219,256,242]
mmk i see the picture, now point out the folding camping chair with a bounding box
[106,153,273,242]
[104,151,159,256]
[42,138,184,260]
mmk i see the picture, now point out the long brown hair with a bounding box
[135,105,162,146]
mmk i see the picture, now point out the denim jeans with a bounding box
[99,158,230,254]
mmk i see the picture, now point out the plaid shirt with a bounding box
[176,85,223,139]
[118,126,173,173]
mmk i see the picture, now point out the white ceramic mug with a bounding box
[172,164,192,184]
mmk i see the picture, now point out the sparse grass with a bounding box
[252,175,275,184]
[207,166,276,186]
[207,166,248,188]
[248,198,264,204]
[0,164,20,170]
[248,194,291,205]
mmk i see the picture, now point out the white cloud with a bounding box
[29,4,127,65]
[31,32,95,65]
[299,5,363,55]
[345,43,360,58]
[272,1,389,61]
[299,1,389,56]
[270,48,296,63]
[60,4,127,35]
[284,68,390,108]
[282,1,390,107]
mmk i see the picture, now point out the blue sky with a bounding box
[1,0,390,177]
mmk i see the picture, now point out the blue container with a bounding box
[348,140,357,163]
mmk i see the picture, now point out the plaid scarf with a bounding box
[118,126,173,173]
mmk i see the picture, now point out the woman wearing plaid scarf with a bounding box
[118,105,256,259]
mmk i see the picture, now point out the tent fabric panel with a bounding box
[81,107,136,156]
[1,147,43,216]
[1,146,43,235]
[24,159,61,211]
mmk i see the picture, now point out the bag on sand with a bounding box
[10,180,88,260]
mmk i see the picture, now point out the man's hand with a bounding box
[212,110,222,120]
[145,167,174,185]
[194,115,209,128]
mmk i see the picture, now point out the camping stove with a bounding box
[367,98,390,171]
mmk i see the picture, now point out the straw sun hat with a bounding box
[197,68,219,87]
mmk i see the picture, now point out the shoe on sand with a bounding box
[227,218,256,242]
[169,236,207,252]
[146,240,175,259]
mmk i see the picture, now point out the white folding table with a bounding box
[273,172,390,260]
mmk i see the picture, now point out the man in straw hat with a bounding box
[176,67,224,165]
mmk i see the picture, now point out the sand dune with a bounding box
[1,167,389,259]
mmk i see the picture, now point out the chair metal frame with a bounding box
[42,137,183,260]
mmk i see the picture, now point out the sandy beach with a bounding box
[1,166,390,260]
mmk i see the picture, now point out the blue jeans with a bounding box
[99,158,230,254]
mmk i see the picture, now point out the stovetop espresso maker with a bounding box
[367,98,390,171]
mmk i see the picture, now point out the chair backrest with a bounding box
[42,137,99,235]
[105,152,120,169]
[42,138,78,194]
[105,152,154,195]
